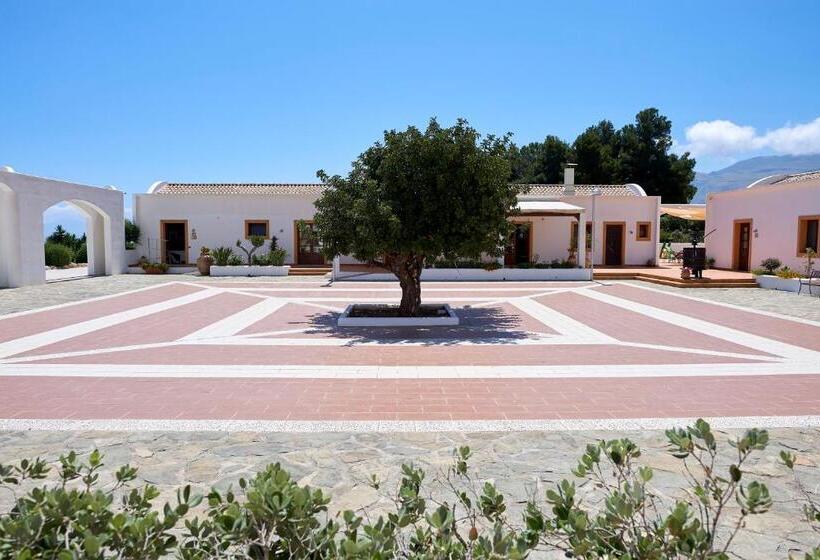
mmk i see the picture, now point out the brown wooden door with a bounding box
[296,222,325,265]
[604,223,624,265]
[735,221,751,271]
[504,224,531,266]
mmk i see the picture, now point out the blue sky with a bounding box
[1,1,818,234]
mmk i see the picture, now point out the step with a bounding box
[632,275,757,288]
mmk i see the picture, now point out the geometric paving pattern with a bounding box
[1,280,818,424]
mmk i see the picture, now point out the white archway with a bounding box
[0,167,125,288]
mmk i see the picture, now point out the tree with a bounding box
[509,136,572,183]
[124,219,141,249]
[616,108,697,202]
[573,120,618,184]
[313,118,519,316]
[46,225,70,246]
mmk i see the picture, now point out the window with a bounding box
[636,222,651,241]
[245,220,269,239]
[797,216,820,255]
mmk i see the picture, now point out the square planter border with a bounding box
[337,304,460,327]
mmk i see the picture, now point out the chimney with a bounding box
[563,163,577,195]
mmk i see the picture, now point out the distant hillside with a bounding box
[692,154,820,202]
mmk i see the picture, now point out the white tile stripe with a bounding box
[1,415,817,433]
[0,288,219,359]
[1,361,816,378]
[179,297,287,341]
[577,288,820,361]
[508,297,617,343]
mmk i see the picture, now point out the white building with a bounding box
[705,171,820,272]
[132,166,661,276]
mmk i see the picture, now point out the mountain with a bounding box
[692,154,820,202]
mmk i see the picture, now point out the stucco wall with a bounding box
[133,192,660,267]
[133,194,320,264]
[527,195,659,266]
[705,181,820,272]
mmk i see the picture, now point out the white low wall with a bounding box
[211,265,290,277]
[755,275,814,293]
[125,249,140,266]
[336,267,592,282]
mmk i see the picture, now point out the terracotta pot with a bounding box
[680,267,691,280]
[197,254,214,276]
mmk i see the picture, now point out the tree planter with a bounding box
[755,275,802,292]
[210,265,290,277]
[337,304,459,327]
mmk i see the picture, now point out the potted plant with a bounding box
[197,246,214,276]
[141,261,168,275]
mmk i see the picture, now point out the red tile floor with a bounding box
[0,280,818,424]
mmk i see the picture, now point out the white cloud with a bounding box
[677,117,820,157]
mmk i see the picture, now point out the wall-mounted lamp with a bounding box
[191,229,198,240]
[753,228,758,238]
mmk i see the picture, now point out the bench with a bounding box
[798,270,820,296]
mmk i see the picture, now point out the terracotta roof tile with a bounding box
[771,171,820,184]
[152,182,642,197]
[154,183,328,196]
[516,184,641,197]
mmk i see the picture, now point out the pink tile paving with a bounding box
[536,292,770,356]
[0,283,204,343]
[0,375,816,421]
[600,284,820,351]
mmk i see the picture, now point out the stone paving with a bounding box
[0,427,817,559]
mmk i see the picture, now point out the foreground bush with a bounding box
[43,242,72,267]
[0,420,817,559]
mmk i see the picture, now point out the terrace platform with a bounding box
[594,264,757,288]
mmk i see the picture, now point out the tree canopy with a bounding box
[313,118,519,315]
[509,108,697,202]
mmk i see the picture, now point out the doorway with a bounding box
[295,221,325,265]
[604,222,625,265]
[161,221,188,264]
[733,220,752,271]
[505,223,532,266]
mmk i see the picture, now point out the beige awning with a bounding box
[516,200,585,216]
[661,204,706,221]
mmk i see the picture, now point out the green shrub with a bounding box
[776,267,802,279]
[226,254,243,266]
[44,242,73,267]
[1,419,814,559]
[74,243,88,264]
[751,267,770,276]
[211,246,234,266]
[760,257,782,273]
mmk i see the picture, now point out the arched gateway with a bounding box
[0,167,126,288]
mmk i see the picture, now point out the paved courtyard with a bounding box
[0,277,818,427]
[1,276,818,558]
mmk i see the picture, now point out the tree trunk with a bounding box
[386,254,424,316]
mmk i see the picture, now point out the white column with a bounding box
[576,213,586,268]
